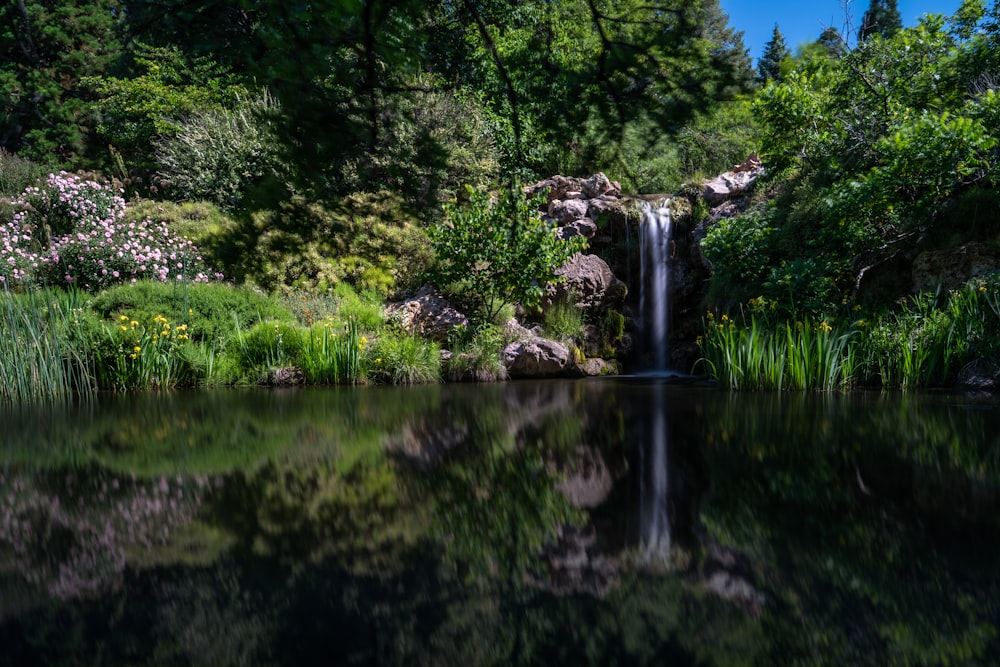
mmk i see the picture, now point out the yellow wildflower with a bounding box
[133,346,141,352]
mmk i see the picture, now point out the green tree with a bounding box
[717,8,1000,314]
[858,0,903,41]
[757,24,790,84]
[0,0,122,164]
[85,43,250,185]
[120,0,752,202]
[429,188,586,323]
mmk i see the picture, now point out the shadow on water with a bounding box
[0,382,999,665]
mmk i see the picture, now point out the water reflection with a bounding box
[0,383,998,665]
[639,383,671,563]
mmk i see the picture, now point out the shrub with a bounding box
[237,192,432,294]
[0,150,51,198]
[0,173,222,290]
[367,333,440,385]
[429,187,586,323]
[153,91,281,210]
[89,281,292,344]
[123,199,238,249]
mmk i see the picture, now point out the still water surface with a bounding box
[1,380,999,666]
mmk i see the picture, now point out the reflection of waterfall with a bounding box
[639,385,670,563]
[640,201,672,372]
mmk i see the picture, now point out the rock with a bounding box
[957,359,1000,390]
[549,252,627,311]
[386,285,468,343]
[502,338,571,377]
[583,172,614,198]
[577,357,620,376]
[701,167,764,206]
[548,198,590,223]
[502,317,544,340]
[911,244,1000,293]
[524,175,585,202]
[556,218,597,241]
[269,367,304,385]
[587,195,624,217]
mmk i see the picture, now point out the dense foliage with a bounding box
[705,2,1000,316]
[430,188,586,323]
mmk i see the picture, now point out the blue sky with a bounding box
[720,1,962,61]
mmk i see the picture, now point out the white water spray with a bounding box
[639,200,672,372]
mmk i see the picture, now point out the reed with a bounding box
[698,311,858,391]
[368,333,440,385]
[0,287,95,402]
[298,318,365,384]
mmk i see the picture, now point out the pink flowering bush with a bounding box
[1,172,222,290]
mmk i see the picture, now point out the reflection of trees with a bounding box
[0,467,203,603]
[0,386,446,476]
[208,458,427,577]
[390,381,622,584]
[696,391,1000,664]
[151,566,277,666]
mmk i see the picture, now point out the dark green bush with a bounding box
[233,191,432,295]
[89,281,293,343]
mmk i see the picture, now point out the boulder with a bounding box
[911,243,1000,292]
[386,285,468,343]
[524,175,585,202]
[583,172,614,198]
[548,252,627,311]
[549,198,590,223]
[577,357,620,376]
[502,338,571,377]
[556,218,598,241]
[587,195,625,217]
[701,167,764,206]
[957,360,1000,390]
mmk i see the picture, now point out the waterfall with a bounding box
[639,200,672,372]
[639,385,671,563]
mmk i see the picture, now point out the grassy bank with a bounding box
[698,274,1000,391]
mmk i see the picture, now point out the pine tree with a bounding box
[757,24,790,84]
[858,0,903,41]
[817,27,846,57]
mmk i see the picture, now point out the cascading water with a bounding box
[639,200,672,372]
[639,384,671,563]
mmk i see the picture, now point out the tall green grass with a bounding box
[299,319,366,384]
[857,277,1000,388]
[368,333,440,384]
[697,312,858,391]
[703,274,1000,391]
[0,287,95,402]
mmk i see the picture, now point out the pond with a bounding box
[1,380,998,666]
